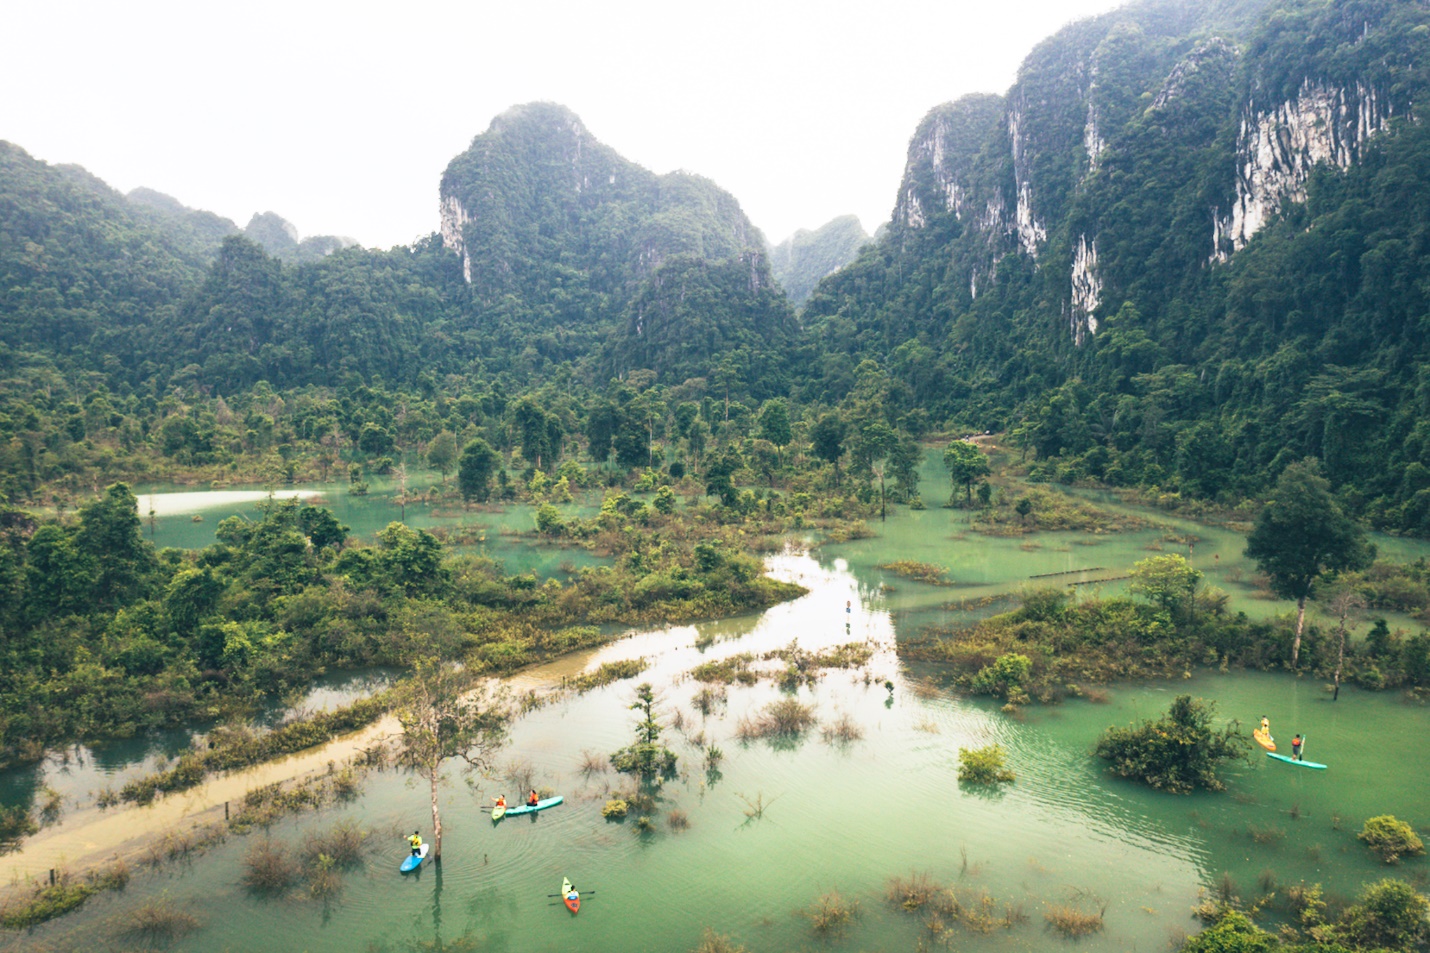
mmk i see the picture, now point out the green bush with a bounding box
[957,745,1015,785]
[1094,695,1249,793]
[1334,878,1430,951]
[1358,814,1426,864]
[970,653,1032,700]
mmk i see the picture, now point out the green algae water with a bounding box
[10,466,1430,951]
[13,547,1428,953]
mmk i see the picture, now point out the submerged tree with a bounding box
[1244,461,1372,668]
[943,440,990,506]
[394,658,510,861]
[610,682,677,780]
[1094,695,1248,794]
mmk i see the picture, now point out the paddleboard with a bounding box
[1267,752,1327,770]
[492,802,507,821]
[400,843,429,872]
[562,877,580,914]
[505,795,564,816]
[1253,728,1276,752]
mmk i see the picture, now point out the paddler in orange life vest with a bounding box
[493,794,507,810]
[527,789,540,807]
[1291,735,1303,760]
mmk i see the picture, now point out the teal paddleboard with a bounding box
[504,795,563,816]
[1267,752,1327,770]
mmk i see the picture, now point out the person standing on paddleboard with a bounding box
[409,830,423,856]
[1291,734,1303,760]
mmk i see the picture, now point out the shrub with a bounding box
[1044,903,1105,937]
[1358,815,1425,864]
[602,799,628,819]
[971,653,1032,700]
[803,890,859,938]
[886,872,938,911]
[692,928,748,953]
[1094,695,1249,793]
[242,840,299,895]
[741,698,817,738]
[124,897,200,943]
[1335,878,1430,951]
[300,820,368,869]
[958,745,1015,785]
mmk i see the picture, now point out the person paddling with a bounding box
[527,789,540,807]
[1260,716,1270,736]
[493,794,507,810]
[1291,734,1304,761]
[408,830,423,856]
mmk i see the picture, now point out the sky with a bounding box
[2,0,1129,249]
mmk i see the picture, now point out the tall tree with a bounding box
[74,483,157,609]
[457,438,500,502]
[943,440,990,505]
[1244,461,1373,667]
[810,413,847,486]
[426,431,458,483]
[394,659,510,863]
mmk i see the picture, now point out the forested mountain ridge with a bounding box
[802,0,1430,534]
[768,215,871,307]
[438,102,795,387]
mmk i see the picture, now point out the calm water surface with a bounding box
[9,465,1429,951]
[12,543,1429,953]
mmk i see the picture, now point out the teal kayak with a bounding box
[504,795,563,816]
[1267,752,1327,770]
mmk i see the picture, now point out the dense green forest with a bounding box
[5,0,1430,772]
[767,214,871,307]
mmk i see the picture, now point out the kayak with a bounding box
[1268,752,1327,770]
[505,795,564,816]
[400,843,429,873]
[1253,728,1276,752]
[562,877,580,914]
[492,802,507,821]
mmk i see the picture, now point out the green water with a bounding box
[16,548,1429,953]
[12,467,1430,951]
[133,476,608,578]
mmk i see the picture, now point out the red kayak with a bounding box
[562,877,580,914]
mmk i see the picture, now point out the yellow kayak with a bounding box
[1253,728,1276,752]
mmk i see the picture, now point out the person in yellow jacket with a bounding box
[408,830,423,856]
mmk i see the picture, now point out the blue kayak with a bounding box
[1267,752,1327,770]
[502,795,563,816]
[401,843,429,872]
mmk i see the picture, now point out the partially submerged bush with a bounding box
[692,928,749,953]
[820,711,864,743]
[1094,695,1248,793]
[958,745,1015,785]
[1358,814,1425,864]
[1045,903,1105,937]
[602,799,629,819]
[886,872,938,911]
[124,896,201,944]
[242,840,299,895]
[300,820,368,869]
[1335,878,1430,951]
[802,890,859,938]
[737,699,817,739]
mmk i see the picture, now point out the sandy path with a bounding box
[2,716,398,884]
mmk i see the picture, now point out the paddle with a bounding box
[547,890,596,897]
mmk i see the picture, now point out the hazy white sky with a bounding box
[2,0,1127,249]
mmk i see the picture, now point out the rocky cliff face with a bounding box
[1212,80,1392,259]
[864,0,1420,347]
